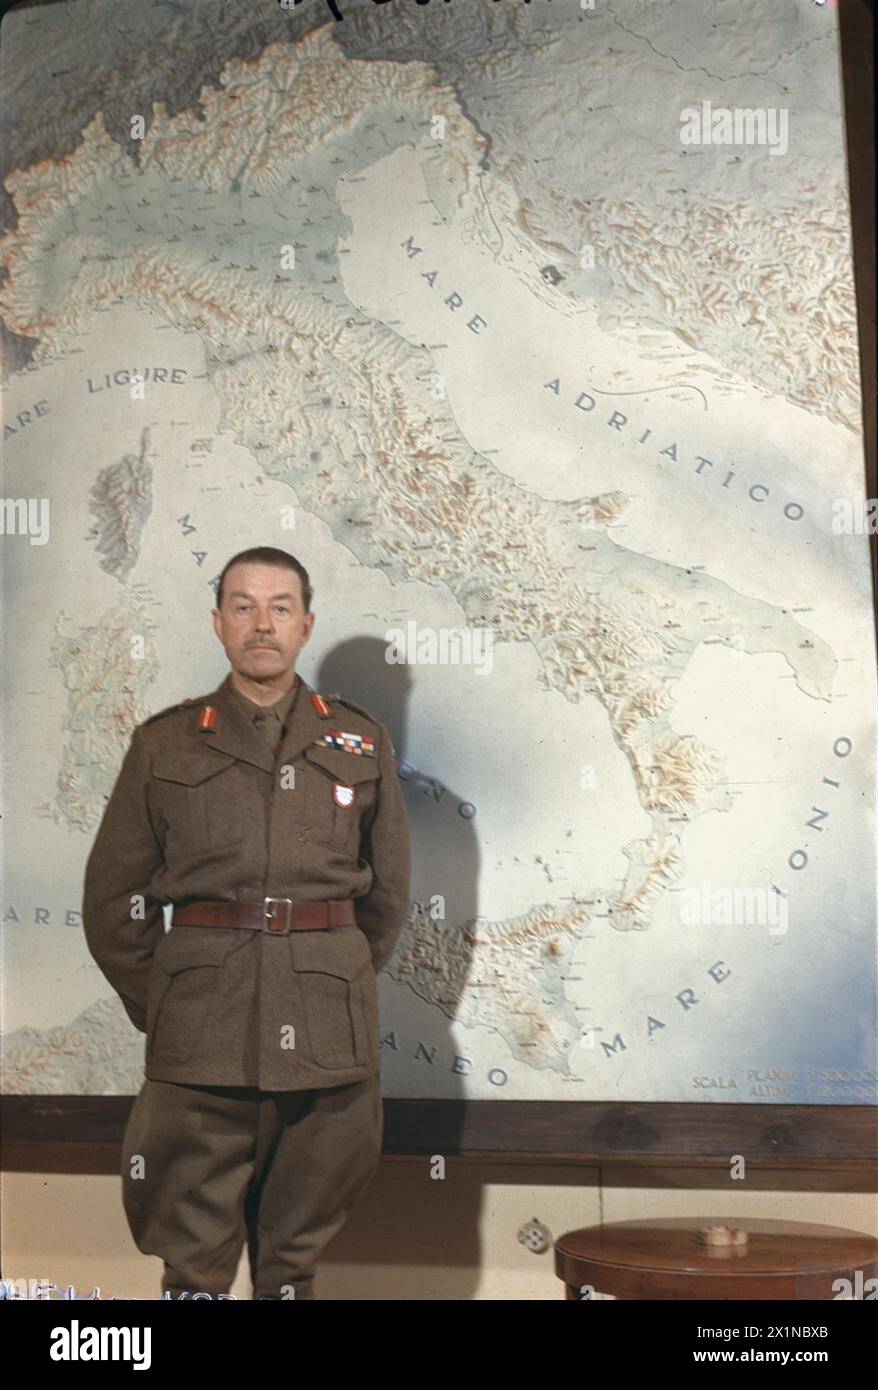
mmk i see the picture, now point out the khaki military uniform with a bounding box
[82,670,411,1298]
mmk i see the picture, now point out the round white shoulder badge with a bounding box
[333,782,356,808]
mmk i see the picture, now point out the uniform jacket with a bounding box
[81,672,411,1091]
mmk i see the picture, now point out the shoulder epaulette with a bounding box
[139,695,206,729]
[326,693,379,726]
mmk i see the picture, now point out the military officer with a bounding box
[81,546,411,1300]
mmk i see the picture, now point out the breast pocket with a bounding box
[298,745,380,854]
[150,753,241,855]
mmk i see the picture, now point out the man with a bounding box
[82,546,411,1300]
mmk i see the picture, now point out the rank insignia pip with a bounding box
[197,705,218,731]
[333,782,356,808]
[317,730,376,757]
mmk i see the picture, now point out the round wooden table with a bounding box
[555,1217,878,1299]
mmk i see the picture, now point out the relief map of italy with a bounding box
[2,0,875,1103]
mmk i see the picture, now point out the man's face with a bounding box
[212,562,315,683]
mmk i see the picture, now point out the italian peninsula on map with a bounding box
[1,0,874,1102]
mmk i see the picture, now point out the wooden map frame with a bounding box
[2,0,875,1178]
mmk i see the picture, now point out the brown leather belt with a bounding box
[172,898,357,934]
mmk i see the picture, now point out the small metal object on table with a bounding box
[554,1217,878,1299]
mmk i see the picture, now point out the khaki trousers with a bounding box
[121,1072,383,1299]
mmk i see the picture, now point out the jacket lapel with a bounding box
[188,672,331,773]
[277,678,333,766]
[190,672,276,774]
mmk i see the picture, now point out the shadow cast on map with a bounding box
[318,636,482,1299]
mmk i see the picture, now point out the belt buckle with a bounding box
[263,897,294,934]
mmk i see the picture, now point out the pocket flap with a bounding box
[155,925,244,974]
[290,925,372,979]
[153,753,238,786]
[304,744,380,786]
